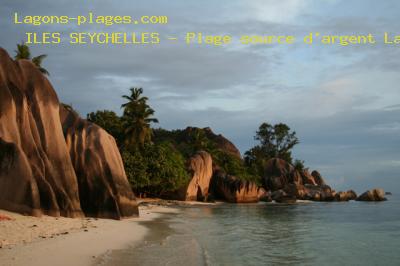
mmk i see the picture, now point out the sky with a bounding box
[1,0,399,192]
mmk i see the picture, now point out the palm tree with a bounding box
[14,42,49,75]
[121,88,158,149]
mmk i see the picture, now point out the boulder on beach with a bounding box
[356,188,387,201]
[0,48,83,218]
[60,105,139,219]
[176,151,213,201]
[0,48,138,219]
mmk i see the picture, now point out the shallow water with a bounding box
[100,195,400,266]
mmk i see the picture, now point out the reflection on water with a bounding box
[99,196,400,266]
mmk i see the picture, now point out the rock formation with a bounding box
[335,190,357,201]
[0,48,138,219]
[60,105,138,218]
[271,190,297,203]
[211,169,265,203]
[178,151,213,201]
[181,127,241,159]
[356,188,387,201]
[263,158,340,202]
[311,170,326,186]
[202,127,241,159]
[263,158,296,191]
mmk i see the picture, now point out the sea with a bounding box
[98,194,400,266]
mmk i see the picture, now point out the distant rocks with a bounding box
[334,190,357,201]
[311,171,326,186]
[271,190,296,204]
[356,188,387,201]
[211,169,265,203]
[261,158,369,203]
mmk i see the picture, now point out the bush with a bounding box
[122,143,189,196]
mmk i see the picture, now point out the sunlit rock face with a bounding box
[0,48,138,219]
[182,151,213,201]
[0,48,83,217]
[60,105,139,219]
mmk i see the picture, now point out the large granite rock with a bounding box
[356,188,387,201]
[60,105,138,219]
[263,158,296,191]
[211,169,265,203]
[311,170,326,186]
[300,169,317,186]
[178,151,213,201]
[0,48,138,219]
[202,127,241,159]
[335,190,357,201]
[0,48,83,217]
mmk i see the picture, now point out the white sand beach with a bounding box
[0,204,178,266]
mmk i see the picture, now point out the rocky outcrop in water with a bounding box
[211,169,265,203]
[356,188,387,201]
[335,190,357,201]
[262,158,340,202]
[0,48,138,219]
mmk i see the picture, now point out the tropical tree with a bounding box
[244,122,299,176]
[14,42,49,75]
[121,88,158,150]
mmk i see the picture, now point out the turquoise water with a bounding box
[101,195,400,266]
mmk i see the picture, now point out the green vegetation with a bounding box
[122,143,189,197]
[14,42,49,75]
[86,88,302,195]
[293,159,306,171]
[244,123,300,177]
[153,127,258,183]
[87,88,188,196]
[121,88,158,150]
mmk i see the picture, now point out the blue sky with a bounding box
[1,0,399,192]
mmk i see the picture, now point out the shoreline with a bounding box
[0,203,179,266]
